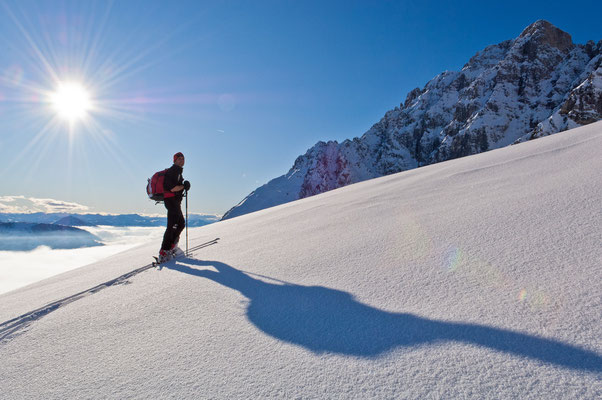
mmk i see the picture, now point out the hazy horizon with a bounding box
[0,195,222,218]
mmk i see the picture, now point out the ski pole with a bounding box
[185,189,188,255]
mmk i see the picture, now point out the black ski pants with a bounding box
[161,197,185,251]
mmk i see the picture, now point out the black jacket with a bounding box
[163,164,184,201]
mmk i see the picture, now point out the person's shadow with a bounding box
[167,259,602,372]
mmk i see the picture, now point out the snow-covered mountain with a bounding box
[0,122,600,398]
[222,20,602,220]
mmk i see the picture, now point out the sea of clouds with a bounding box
[0,226,165,295]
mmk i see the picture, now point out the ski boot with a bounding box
[170,237,184,257]
[170,245,185,257]
[158,249,172,264]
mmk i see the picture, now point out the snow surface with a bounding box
[1,122,601,399]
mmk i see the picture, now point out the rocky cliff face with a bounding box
[222,21,602,220]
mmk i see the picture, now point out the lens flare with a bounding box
[445,247,464,272]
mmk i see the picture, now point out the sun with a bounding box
[50,82,92,123]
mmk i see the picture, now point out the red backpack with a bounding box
[147,169,168,202]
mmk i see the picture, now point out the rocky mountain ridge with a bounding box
[222,20,602,220]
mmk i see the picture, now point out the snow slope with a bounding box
[1,122,601,399]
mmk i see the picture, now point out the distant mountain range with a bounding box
[0,223,103,251]
[0,212,220,227]
[53,216,97,227]
[222,20,602,220]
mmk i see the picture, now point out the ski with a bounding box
[152,237,220,267]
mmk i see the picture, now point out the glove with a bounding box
[183,180,191,191]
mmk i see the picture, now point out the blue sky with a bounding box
[0,0,600,216]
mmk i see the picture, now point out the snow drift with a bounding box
[0,122,601,398]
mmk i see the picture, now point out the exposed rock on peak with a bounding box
[518,20,573,53]
[403,88,424,108]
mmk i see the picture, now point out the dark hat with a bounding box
[173,152,184,163]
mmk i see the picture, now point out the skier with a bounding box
[158,152,190,263]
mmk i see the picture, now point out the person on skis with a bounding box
[159,152,190,262]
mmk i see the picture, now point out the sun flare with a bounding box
[50,82,92,123]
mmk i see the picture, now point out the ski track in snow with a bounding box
[0,239,219,343]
